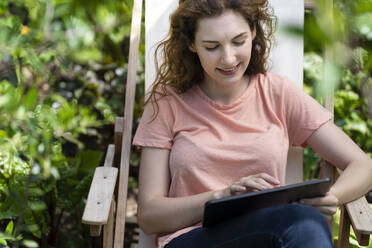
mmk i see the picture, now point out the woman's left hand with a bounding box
[298,190,339,219]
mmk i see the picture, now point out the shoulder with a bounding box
[146,84,197,115]
[254,72,300,98]
[147,85,178,106]
[256,72,296,90]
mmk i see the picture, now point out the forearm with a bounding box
[330,158,372,205]
[138,189,223,234]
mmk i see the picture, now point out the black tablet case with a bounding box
[202,177,331,227]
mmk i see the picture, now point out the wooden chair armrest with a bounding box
[82,167,118,225]
[345,196,372,245]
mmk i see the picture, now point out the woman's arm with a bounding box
[302,121,372,211]
[137,147,219,234]
[138,147,280,235]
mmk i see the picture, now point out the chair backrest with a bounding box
[141,1,305,247]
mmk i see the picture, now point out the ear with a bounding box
[189,43,196,53]
[251,25,256,40]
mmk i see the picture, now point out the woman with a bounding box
[133,0,372,247]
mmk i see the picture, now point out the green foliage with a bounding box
[303,0,372,246]
[0,81,100,246]
[0,0,145,247]
[304,0,372,175]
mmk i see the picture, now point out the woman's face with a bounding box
[190,10,256,88]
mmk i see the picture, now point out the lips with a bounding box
[217,63,241,76]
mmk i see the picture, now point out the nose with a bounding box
[220,46,235,66]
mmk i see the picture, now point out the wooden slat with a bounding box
[338,205,351,248]
[114,0,143,247]
[82,167,118,225]
[346,197,372,245]
[354,231,370,247]
[285,147,303,185]
[114,117,124,168]
[103,197,116,248]
[304,0,315,10]
[90,225,102,237]
[104,144,115,168]
[319,160,336,183]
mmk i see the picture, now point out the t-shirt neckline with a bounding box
[194,75,257,110]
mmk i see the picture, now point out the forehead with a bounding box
[195,10,251,40]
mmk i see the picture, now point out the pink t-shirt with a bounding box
[133,72,333,247]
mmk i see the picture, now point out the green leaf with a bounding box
[24,87,38,111]
[28,188,44,197]
[0,130,6,138]
[21,239,39,248]
[5,221,13,235]
[77,149,103,174]
[28,201,47,212]
[71,48,103,63]
[0,94,12,108]
[0,238,6,245]
[25,223,41,239]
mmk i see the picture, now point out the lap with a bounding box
[165,204,333,248]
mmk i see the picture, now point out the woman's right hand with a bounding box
[215,173,281,199]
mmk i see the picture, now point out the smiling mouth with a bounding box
[217,63,241,75]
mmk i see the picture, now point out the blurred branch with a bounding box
[43,0,55,42]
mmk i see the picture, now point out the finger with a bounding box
[242,179,273,191]
[257,173,281,186]
[316,206,338,216]
[255,178,277,189]
[230,185,246,195]
[300,195,338,206]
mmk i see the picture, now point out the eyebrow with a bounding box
[202,32,248,43]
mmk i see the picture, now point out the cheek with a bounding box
[198,52,218,67]
[241,43,253,57]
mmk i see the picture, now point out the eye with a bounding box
[233,40,246,46]
[205,45,219,51]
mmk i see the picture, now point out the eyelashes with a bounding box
[205,46,218,51]
[205,40,246,51]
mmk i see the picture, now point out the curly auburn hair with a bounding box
[146,0,277,116]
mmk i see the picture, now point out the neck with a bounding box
[200,76,250,105]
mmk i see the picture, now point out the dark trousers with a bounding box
[165,203,333,248]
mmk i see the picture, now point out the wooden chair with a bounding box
[82,0,372,247]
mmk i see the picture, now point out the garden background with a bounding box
[0,0,371,247]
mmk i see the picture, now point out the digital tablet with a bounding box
[202,177,331,227]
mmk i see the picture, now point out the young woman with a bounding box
[133,0,372,247]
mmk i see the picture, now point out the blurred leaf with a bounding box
[354,13,372,40]
[281,25,303,37]
[23,87,38,111]
[5,221,13,235]
[0,238,6,245]
[21,239,39,248]
[77,150,103,174]
[28,201,46,212]
[71,48,103,64]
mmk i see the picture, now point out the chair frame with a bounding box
[82,0,372,247]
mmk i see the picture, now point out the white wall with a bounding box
[269,0,304,88]
[145,0,178,93]
[145,0,304,91]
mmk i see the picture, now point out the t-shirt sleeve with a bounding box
[280,77,333,147]
[133,95,174,149]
